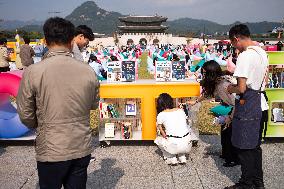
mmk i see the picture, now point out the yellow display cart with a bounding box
[99,79,200,143]
[265,51,284,137]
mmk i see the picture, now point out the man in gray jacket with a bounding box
[72,25,94,62]
[17,17,100,189]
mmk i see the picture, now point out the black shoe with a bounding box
[253,181,265,189]
[224,183,242,189]
[224,183,253,189]
[223,162,239,167]
[254,184,265,189]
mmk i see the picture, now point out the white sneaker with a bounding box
[165,157,178,165]
[178,155,187,164]
[90,156,96,163]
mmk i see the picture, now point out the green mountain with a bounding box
[65,1,280,35]
[167,18,281,35]
[3,1,281,36]
[65,1,123,35]
[20,25,43,32]
[167,18,226,35]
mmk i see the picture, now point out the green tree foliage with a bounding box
[0,30,43,40]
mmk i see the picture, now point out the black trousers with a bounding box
[221,125,238,163]
[37,155,91,189]
[259,110,268,143]
[237,146,264,188]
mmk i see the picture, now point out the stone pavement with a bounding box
[0,135,283,189]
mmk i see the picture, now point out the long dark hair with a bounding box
[200,60,223,98]
[157,93,174,114]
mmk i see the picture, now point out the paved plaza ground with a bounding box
[0,135,283,189]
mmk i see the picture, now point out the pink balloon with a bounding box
[0,71,23,97]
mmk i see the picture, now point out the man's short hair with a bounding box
[229,24,251,40]
[0,38,7,45]
[75,25,95,41]
[23,37,30,44]
[43,17,75,46]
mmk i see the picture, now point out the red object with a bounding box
[0,71,23,97]
[162,51,169,58]
[266,45,277,51]
[219,40,230,45]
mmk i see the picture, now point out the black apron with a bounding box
[232,88,262,149]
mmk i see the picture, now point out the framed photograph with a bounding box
[122,61,136,82]
[105,123,115,138]
[121,122,132,139]
[172,61,186,81]
[125,101,136,116]
[156,61,172,82]
[270,101,284,124]
[107,61,122,82]
[268,65,284,88]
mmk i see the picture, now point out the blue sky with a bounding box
[0,0,283,24]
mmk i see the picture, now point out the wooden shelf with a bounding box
[99,130,142,141]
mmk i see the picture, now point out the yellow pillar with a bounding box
[100,80,200,140]
[141,95,157,140]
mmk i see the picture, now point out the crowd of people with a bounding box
[0,16,271,189]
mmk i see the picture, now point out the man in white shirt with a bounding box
[226,24,267,189]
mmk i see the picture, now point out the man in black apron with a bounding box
[225,24,267,189]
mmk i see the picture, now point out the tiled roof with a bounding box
[119,15,168,23]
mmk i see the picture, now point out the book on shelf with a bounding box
[105,123,115,138]
[281,72,284,88]
[155,61,172,82]
[125,101,136,116]
[99,102,119,118]
[271,73,281,88]
[267,65,284,89]
[107,61,122,82]
[268,73,273,88]
[121,61,137,82]
[121,122,132,139]
[172,61,186,81]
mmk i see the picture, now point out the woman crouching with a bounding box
[154,93,192,165]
